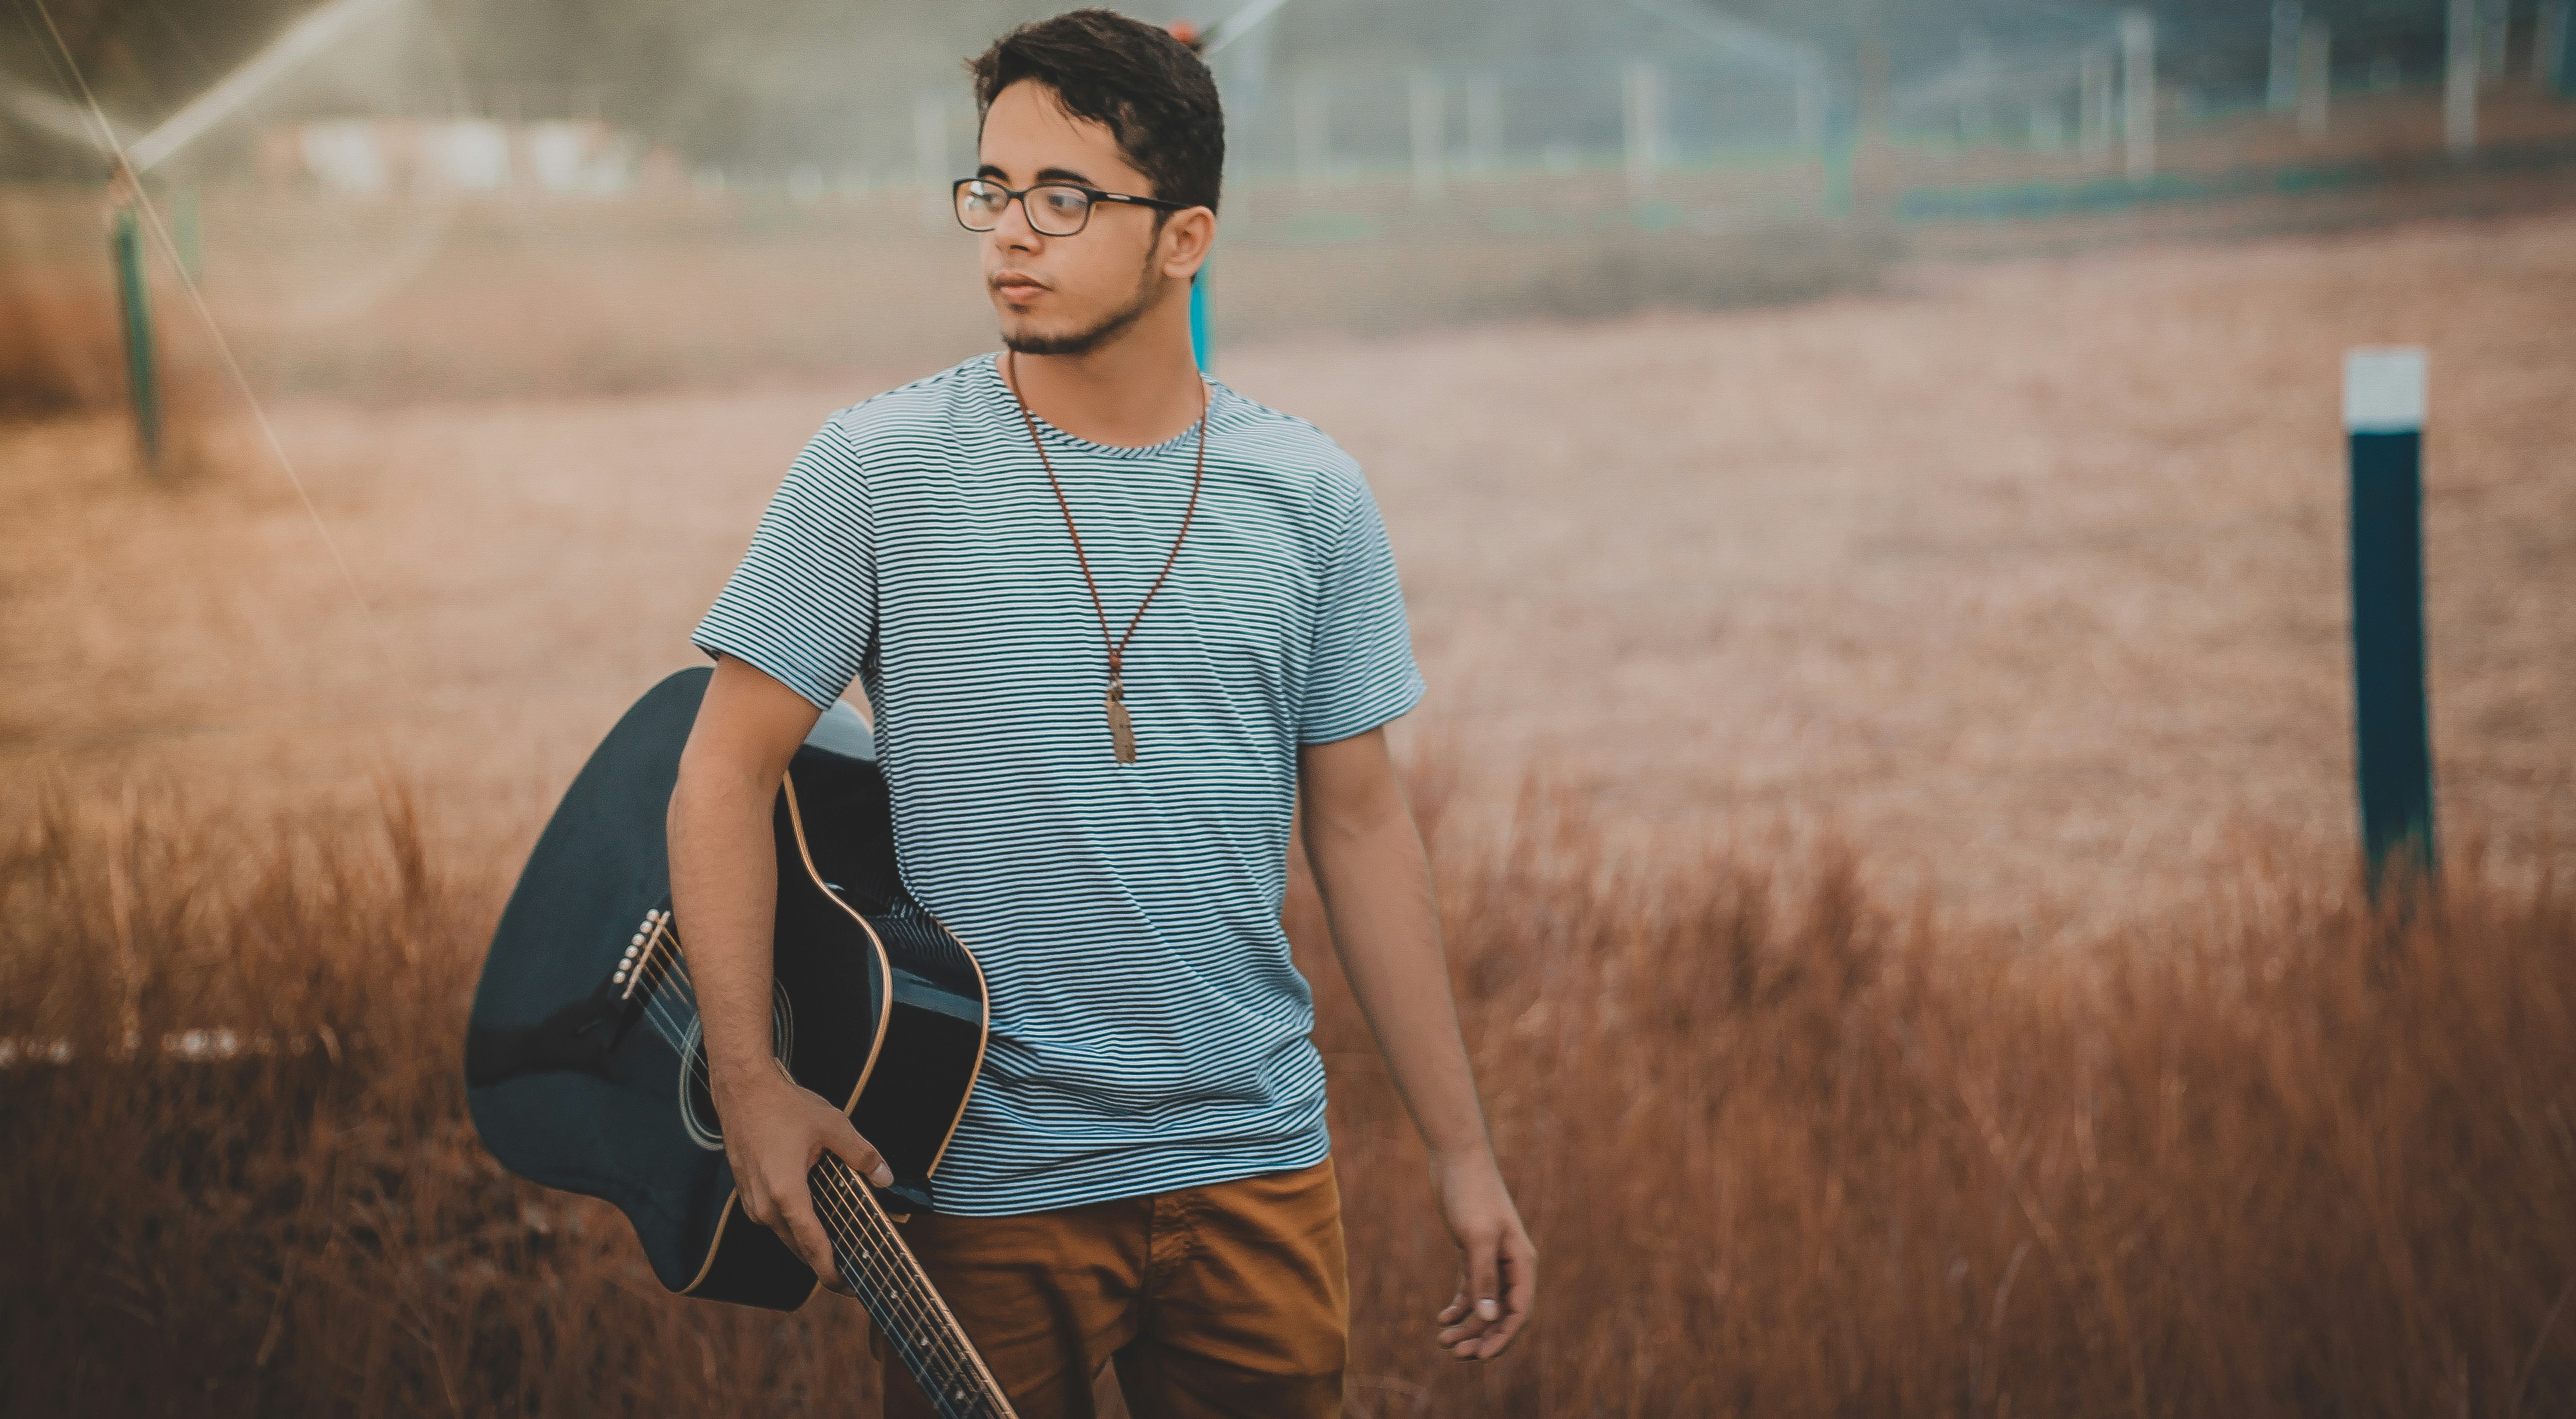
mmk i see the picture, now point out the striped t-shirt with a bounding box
[691,351,1424,1216]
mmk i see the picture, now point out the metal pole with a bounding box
[110,202,162,469]
[2344,348,2438,890]
[2297,19,2332,139]
[2121,10,2157,183]
[2079,47,2114,163]
[2269,0,2303,112]
[1466,77,1502,174]
[2448,0,2481,157]
[1825,93,1857,216]
[1409,71,1445,201]
[1852,29,1890,227]
[1959,30,1992,142]
[1622,60,1662,193]
[2542,0,2574,92]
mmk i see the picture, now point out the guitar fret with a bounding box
[810,1156,1014,1419]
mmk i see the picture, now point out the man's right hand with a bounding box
[715,1059,895,1295]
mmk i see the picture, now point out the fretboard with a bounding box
[808,1154,1018,1419]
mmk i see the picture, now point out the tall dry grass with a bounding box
[2,777,2571,1416]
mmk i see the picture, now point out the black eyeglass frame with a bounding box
[951,177,1192,236]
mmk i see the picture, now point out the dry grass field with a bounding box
[3,205,2570,936]
[4,765,2570,1416]
[3,181,2575,1414]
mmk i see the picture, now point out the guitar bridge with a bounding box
[613,908,676,1001]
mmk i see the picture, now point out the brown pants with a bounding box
[876,1158,1348,1419]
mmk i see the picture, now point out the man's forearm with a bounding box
[1301,734,1536,1359]
[667,758,791,1085]
[1305,807,1493,1164]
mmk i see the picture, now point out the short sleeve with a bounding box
[1298,477,1426,744]
[689,417,875,711]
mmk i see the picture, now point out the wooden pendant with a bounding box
[1105,677,1137,764]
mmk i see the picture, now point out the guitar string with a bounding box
[809,1183,973,1400]
[809,1157,969,1348]
[622,945,715,1102]
[804,1155,953,1342]
[610,968,958,1370]
[807,1173,988,1408]
[593,1034,994,1415]
[610,945,938,1349]
[627,911,914,1130]
[808,1163,1007,1415]
[808,1162,1002,1410]
[809,1154,984,1376]
[623,936,706,1072]
[619,927,994,1404]
[612,908,999,1405]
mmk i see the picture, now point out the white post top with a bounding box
[2344,347,2428,432]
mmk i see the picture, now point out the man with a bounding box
[667,11,1533,1415]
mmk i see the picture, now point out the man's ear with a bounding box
[1160,207,1216,281]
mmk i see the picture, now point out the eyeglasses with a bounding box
[952,177,1189,237]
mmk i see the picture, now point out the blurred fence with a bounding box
[5,1,2576,409]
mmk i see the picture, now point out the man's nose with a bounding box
[991,192,1044,248]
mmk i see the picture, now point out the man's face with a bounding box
[974,79,1178,357]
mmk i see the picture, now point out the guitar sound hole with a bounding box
[677,983,795,1152]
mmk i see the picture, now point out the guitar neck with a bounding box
[807,1154,1018,1419]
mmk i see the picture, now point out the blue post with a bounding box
[111,203,163,468]
[2552,0,2576,96]
[1188,263,1211,372]
[2343,348,2436,890]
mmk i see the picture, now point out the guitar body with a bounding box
[466,667,991,1310]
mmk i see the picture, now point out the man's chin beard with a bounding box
[1000,273,1160,357]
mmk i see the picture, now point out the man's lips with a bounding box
[991,272,1049,301]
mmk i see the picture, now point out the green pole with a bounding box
[2553,0,2575,96]
[2344,348,2436,893]
[111,203,162,468]
[1189,262,1211,373]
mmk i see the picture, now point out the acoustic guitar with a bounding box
[465,667,1018,1418]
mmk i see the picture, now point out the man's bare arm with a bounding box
[668,654,892,1292]
[1298,728,1535,1361]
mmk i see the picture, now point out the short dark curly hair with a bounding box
[966,8,1225,215]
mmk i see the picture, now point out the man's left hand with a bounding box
[1430,1150,1536,1361]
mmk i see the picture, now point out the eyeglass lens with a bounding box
[957,181,1092,236]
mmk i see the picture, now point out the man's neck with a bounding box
[1005,298,1204,448]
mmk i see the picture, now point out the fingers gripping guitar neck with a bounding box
[613,909,1012,1417]
[810,1153,1017,1418]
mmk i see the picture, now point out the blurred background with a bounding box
[4,2,2574,1415]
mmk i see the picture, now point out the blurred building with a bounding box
[252,116,647,196]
